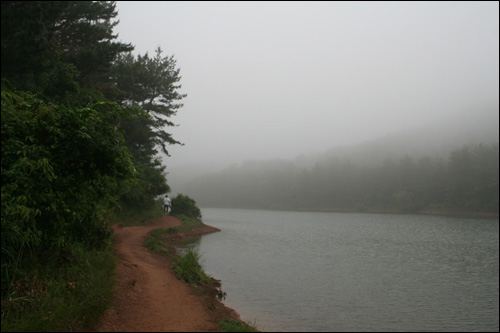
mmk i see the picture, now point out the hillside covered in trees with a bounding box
[185,124,499,213]
[1,1,185,324]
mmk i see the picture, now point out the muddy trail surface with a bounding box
[94,215,235,332]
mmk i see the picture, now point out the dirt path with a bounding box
[94,215,226,332]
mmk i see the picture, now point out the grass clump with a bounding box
[220,319,259,332]
[144,228,170,255]
[172,248,211,285]
[143,216,212,285]
[172,214,203,229]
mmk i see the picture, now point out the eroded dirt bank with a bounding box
[94,215,240,332]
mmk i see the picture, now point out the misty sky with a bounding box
[114,1,499,170]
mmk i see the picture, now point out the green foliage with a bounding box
[144,228,170,255]
[1,3,189,329]
[220,319,259,332]
[170,194,203,219]
[109,48,186,209]
[144,227,210,285]
[1,244,116,332]
[113,201,164,226]
[112,47,186,155]
[186,143,499,213]
[119,159,170,210]
[0,4,195,333]
[173,248,211,286]
[1,88,135,294]
[1,1,133,96]
[117,113,171,209]
[175,215,204,229]
[1,1,184,216]
[446,144,500,211]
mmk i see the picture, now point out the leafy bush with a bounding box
[170,194,202,219]
[1,89,135,294]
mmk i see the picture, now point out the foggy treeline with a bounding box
[185,116,499,213]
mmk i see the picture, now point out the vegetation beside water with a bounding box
[143,196,258,332]
[171,193,203,219]
[1,1,189,330]
[220,319,259,332]
[186,143,499,214]
[144,221,258,332]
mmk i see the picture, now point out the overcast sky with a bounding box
[113,1,499,170]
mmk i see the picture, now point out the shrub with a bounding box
[170,194,202,219]
[1,89,135,294]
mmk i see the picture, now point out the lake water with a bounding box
[178,208,499,332]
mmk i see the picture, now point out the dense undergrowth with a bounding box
[1,243,115,332]
[0,2,232,331]
[1,195,228,332]
[1,201,157,332]
[1,203,145,332]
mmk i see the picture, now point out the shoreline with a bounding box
[164,220,246,326]
[166,209,497,330]
[315,208,499,218]
[202,206,499,218]
[417,209,499,218]
[94,215,249,332]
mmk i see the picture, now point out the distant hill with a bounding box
[181,107,499,213]
[295,107,499,169]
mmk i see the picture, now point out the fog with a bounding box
[113,1,499,191]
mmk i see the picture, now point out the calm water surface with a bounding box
[179,208,499,332]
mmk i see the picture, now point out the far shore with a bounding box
[417,209,499,218]
[318,208,499,218]
[200,206,499,218]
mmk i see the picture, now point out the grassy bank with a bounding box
[1,201,257,332]
[1,244,116,332]
[144,214,259,332]
[0,203,161,332]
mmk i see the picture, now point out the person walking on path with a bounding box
[163,195,171,215]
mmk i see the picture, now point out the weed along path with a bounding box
[94,215,238,332]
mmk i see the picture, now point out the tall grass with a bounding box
[170,214,203,229]
[144,226,210,285]
[113,201,164,226]
[1,244,116,332]
[172,248,211,285]
[220,319,259,332]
